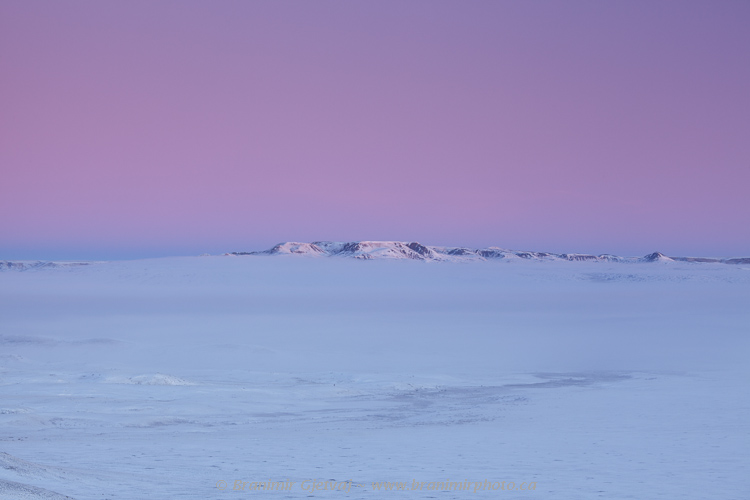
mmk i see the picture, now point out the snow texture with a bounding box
[1,255,748,499]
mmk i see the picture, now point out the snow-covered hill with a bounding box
[229,241,748,264]
[0,261,95,271]
[2,244,747,273]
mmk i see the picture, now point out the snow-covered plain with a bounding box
[1,255,749,499]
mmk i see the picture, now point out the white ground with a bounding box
[1,257,748,499]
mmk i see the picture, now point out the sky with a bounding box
[1,0,749,260]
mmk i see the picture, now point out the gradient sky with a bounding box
[1,1,749,259]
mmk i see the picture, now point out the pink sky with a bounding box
[1,1,749,259]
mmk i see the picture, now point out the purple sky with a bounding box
[2,1,749,259]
